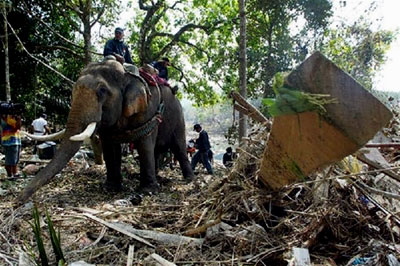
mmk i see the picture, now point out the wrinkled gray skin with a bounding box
[20,60,193,202]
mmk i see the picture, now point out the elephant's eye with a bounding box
[97,87,108,99]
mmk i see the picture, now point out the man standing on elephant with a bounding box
[191,124,213,175]
[103,27,133,65]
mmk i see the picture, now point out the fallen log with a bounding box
[83,213,204,247]
[230,91,271,126]
[82,213,154,248]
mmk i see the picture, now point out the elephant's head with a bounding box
[19,59,149,202]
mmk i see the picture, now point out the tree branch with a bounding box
[4,17,74,85]
[156,21,224,58]
[138,0,164,62]
[20,0,84,50]
[33,45,85,58]
[180,40,211,63]
[90,5,105,28]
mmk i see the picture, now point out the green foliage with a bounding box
[262,87,337,117]
[1,0,120,124]
[244,0,333,97]
[46,210,65,265]
[29,205,66,266]
[262,73,337,117]
[317,18,396,90]
[30,205,49,266]
[2,0,395,117]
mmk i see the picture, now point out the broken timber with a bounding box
[259,51,393,189]
[230,91,271,127]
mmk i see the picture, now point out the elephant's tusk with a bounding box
[21,129,66,141]
[70,122,97,141]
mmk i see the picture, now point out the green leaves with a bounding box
[317,17,396,90]
[29,205,66,266]
[263,87,337,117]
[262,73,338,117]
[30,206,49,266]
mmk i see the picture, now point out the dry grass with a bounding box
[0,121,400,265]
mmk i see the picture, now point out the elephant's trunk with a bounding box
[19,109,94,203]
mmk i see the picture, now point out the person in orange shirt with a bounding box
[1,114,22,177]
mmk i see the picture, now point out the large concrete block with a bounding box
[259,52,392,189]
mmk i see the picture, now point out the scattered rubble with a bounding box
[0,110,399,265]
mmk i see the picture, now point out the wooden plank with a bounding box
[230,91,270,124]
[83,213,155,248]
[260,112,358,189]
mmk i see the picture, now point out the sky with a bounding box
[333,0,400,92]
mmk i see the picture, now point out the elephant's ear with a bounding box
[123,79,148,117]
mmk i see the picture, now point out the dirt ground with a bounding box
[1,124,400,265]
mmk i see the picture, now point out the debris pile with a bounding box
[0,118,399,265]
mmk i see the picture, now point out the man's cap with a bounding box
[193,124,201,130]
[162,57,171,65]
[115,27,124,34]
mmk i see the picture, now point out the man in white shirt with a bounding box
[31,114,50,136]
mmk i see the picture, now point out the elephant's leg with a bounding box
[90,134,103,165]
[101,135,122,191]
[171,137,194,180]
[154,148,161,174]
[135,137,160,193]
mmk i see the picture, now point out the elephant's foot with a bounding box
[183,174,194,183]
[139,182,160,195]
[104,180,123,193]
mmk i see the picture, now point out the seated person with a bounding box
[152,57,171,80]
[103,27,133,64]
[223,147,234,168]
[187,139,196,158]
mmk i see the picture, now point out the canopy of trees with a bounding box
[0,0,396,124]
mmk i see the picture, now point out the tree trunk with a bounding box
[82,2,92,66]
[2,3,11,101]
[80,2,104,162]
[238,0,247,142]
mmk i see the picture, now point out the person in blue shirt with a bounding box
[103,27,133,64]
[152,57,171,80]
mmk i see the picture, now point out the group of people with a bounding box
[0,113,50,178]
[0,27,232,178]
[104,27,236,174]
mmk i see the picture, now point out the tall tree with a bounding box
[1,0,11,101]
[238,0,247,141]
[317,18,396,90]
[127,0,238,105]
[245,0,332,97]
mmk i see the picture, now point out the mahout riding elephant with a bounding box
[19,59,194,202]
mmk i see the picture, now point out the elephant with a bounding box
[19,58,194,202]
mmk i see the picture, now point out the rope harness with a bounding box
[101,58,166,142]
[112,103,165,143]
